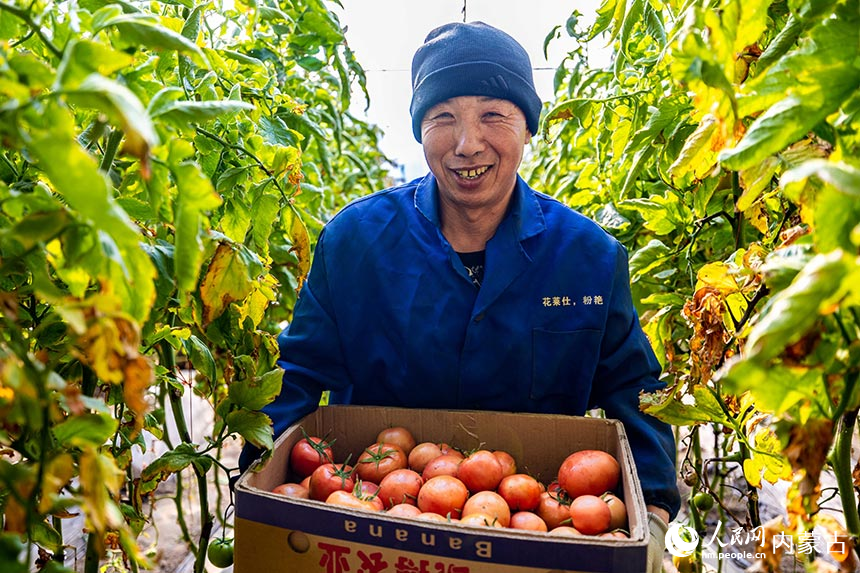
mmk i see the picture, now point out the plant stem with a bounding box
[831,407,860,537]
[160,341,214,573]
[0,1,63,58]
[84,529,100,573]
[738,442,760,529]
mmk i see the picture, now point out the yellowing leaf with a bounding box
[286,207,311,291]
[744,456,764,488]
[123,355,154,431]
[199,243,254,324]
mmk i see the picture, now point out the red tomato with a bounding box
[408,442,444,473]
[378,469,423,508]
[459,513,506,528]
[602,492,627,530]
[421,454,462,481]
[289,435,333,478]
[462,490,511,527]
[325,489,383,512]
[300,475,311,489]
[417,512,450,522]
[509,511,548,532]
[376,426,417,455]
[549,525,582,537]
[493,450,517,478]
[457,450,503,492]
[497,474,542,511]
[358,480,380,498]
[557,449,620,498]
[271,482,309,499]
[387,503,423,518]
[355,443,407,483]
[438,443,463,460]
[417,475,469,518]
[537,491,572,530]
[569,494,611,535]
[308,463,355,502]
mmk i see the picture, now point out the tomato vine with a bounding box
[530,0,860,570]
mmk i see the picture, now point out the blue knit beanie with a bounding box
[410,21,542,142]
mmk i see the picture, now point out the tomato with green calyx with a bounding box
[207,538,235,568]
[290,431,334,478]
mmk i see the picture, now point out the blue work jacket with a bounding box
[260,173,680,517]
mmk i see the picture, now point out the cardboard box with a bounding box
[234,405,648,573]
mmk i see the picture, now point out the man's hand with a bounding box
[646,505,669,573]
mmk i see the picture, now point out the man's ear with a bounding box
[524,130,533,143]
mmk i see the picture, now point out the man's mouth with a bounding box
[453,165,490,179]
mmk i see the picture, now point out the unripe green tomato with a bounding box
[207,538,235,568]
[692,492,714,512]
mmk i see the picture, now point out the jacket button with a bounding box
[474,313,485,323]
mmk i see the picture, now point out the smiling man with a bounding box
[247,21,680,571]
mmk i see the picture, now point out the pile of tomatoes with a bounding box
[272,425,629,538]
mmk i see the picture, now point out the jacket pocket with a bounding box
[531,328,602,401]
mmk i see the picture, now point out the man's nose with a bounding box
[454,121,485,157]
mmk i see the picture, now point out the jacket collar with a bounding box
[414,173,546,242]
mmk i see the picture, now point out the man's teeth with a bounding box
[456,166,489,179]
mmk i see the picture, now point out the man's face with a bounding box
[420,96,530,216]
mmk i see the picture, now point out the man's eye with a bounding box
[484,112,504,119]
[431,112,454,120]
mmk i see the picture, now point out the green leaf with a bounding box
[64,74,159,157]
[722,1,860,170]
[720,358,826,416]
[629,239,671,281]
[52,413,119,448]
[183,335,216,383]
[225,409,274,450]
[151,100,255,128]
[55,39,135,87]
[139,443,212,489]
[171,161,221,293]
[781,159,860,198]
[4,210,71,250]
[228,368,283,411]
[744,250,850,362]
[28,106,156,322]
[94,13,209,67]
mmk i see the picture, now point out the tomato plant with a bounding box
[530,0,860,566]
[0,0,392,569]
